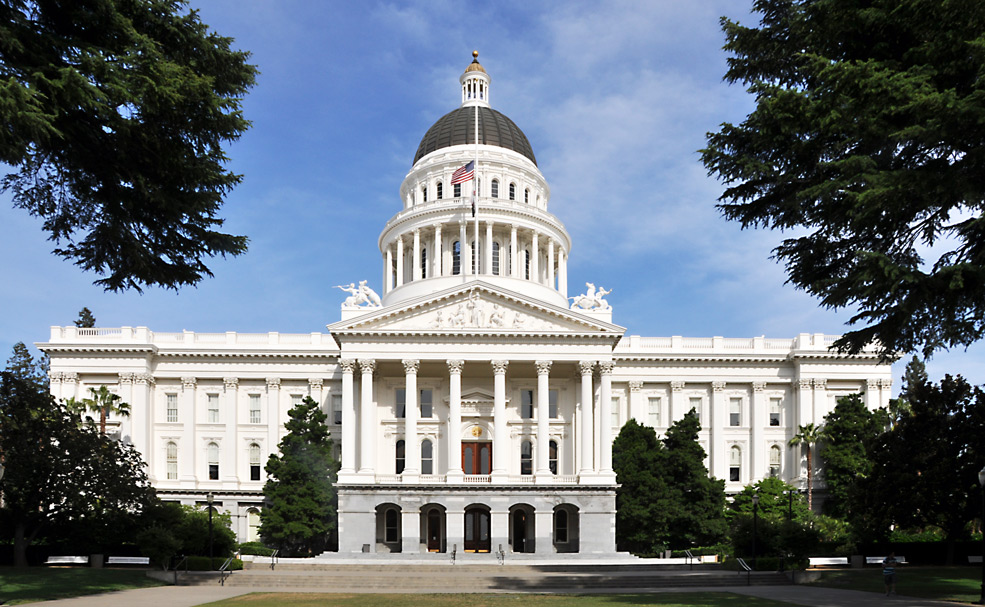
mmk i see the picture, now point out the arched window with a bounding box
[247,508,261,542]
[549,440,558,475]
[207,442,219,480]
[492,242,500,275]
[436,181,443,199]
[509,183,516,200]
[249,443,262,481]
[452,241,461,275]
[554,509,568,543]
[524,249,531,280]
[769,445,782,477]
[385,508,399,543]
[729,445,742,482]
[166,441,178,480]
[491,179,499,198]
[421,247,428,279]
[524,188,529,203]
[421,185,427,203]
[520,440,533,476]
[421,439,433,475]
[396,439,406,474]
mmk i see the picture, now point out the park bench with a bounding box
[866,556,907,566]
[44,556,88,566]
[808,556,848,567]
[968,556,982,564]
[107,556,150,566]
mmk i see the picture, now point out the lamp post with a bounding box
[752,493,760,571]
[207,492,214,570]
[785,489,795,521]
[978,466,984,605]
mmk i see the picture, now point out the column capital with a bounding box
[181,376,196,390]
[49,371,63,383]
[752,381,766,392]
[308,378,324,390]
[578,360,595,376]
[358,359,377,374]
[224,377,239,390]
[62,371,78,384]
[628,380,643,392]
[671,380,685,392]
[598,361,615,375]
[798,378,813,389]
[812,378,827,389]
[491,360,509,375]
[867,378,879,389]
[413,227,420,236]
[135,373,155,386]
[712,381,726,392]
[339,359,357,373]
[266,377,281,389]
[402,359,420,374]
[879,378,893,389]
[534,360,553,375]
[447,359,465,374]
[118,372,135,385]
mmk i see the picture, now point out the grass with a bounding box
[198,593,796,607]
[0,567,165,605]
[807,566,984,603]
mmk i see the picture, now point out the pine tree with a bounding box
[4,342,47,387]
[260,396,338,556]
[820,394,882,519]
[612,419,667,553]
[74,307,96,328]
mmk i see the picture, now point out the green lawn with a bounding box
[0,567,165,605]
[807,566,983,603]
[199,593,795,607]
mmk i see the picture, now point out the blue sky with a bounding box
[1,1,981,387]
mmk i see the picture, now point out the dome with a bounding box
[413,106,537,166]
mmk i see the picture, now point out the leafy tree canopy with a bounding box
[729,476,809,521]
[819,394,884,519]
[261,396,338,556]
[702,0,985,358]
[0,0,257,291]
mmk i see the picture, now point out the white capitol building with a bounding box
[39,53,892,556]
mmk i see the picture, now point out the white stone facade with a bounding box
[37,54,892,555]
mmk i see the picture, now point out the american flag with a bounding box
[451,161,474,185]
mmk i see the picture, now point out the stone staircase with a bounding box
[175,561,791,592]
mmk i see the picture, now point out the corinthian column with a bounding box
[358,359,376,476]
[598,361,614,473]
[340,360,357,474]
[491,360,509,479]
[578,361,595,475]
[535,360,552,479]
[447,360,465,480]
[402,359,420,477]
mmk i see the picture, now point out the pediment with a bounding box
[327,282,623,336]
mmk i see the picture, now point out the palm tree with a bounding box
[789,423,824,511]
[79,385,131,434]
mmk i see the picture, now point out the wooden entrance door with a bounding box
[426,509,441,552]
[464,507,491,552]
[462,442,491,475]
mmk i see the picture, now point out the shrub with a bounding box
[183,556,243,571]
[237,541,274,556]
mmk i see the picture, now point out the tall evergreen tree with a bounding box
[820,394,883,519]
[612,419,668,553]
[701,0,985,358]
[260,396,338,556]
[74,307,96,328]
[4,341,47,386]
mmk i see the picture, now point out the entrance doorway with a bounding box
[464,506,491,552]
[426,509,442,552]
[509,504,534,553]
[462,442,491,475]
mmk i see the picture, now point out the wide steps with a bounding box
[177,564,789,591]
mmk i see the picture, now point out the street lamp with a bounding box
[752,493,760,571]
[977,467,984,605]
[207,492,214,571]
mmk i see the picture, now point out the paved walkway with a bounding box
[21,584,975,607]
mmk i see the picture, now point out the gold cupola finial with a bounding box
[464,50,486,74]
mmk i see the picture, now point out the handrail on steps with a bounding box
[269,549,280,570]
[170,555,189,585]
[218,556,235,586]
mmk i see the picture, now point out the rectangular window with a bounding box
[730,447,741,482]
[166,393,178,423]
[291,393,303,408]
[612,397,620,429]
[454,183,461,198]
[396,389,406,418]
[769,446,782,477]
[730,397,742,427]
[249,394,261,424]
[166,442,178,480]
[332,394,342,424]
[689,397,702,423]
[549,389,558,419]
[648,397,661,428]
[250,445,262,481]
[770,397,782,427]
[521,390,534,419]
[420,389,433,418]
[207,393,219,423]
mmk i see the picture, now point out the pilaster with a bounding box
[578,361,594,475]
[447,360,465,481]
[535,360,553,480]
[358,359,376,477]
[491,360,509,480]
[402,359,420,478]
[340,360,357,475]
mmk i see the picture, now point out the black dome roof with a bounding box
[414,106,537,166]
